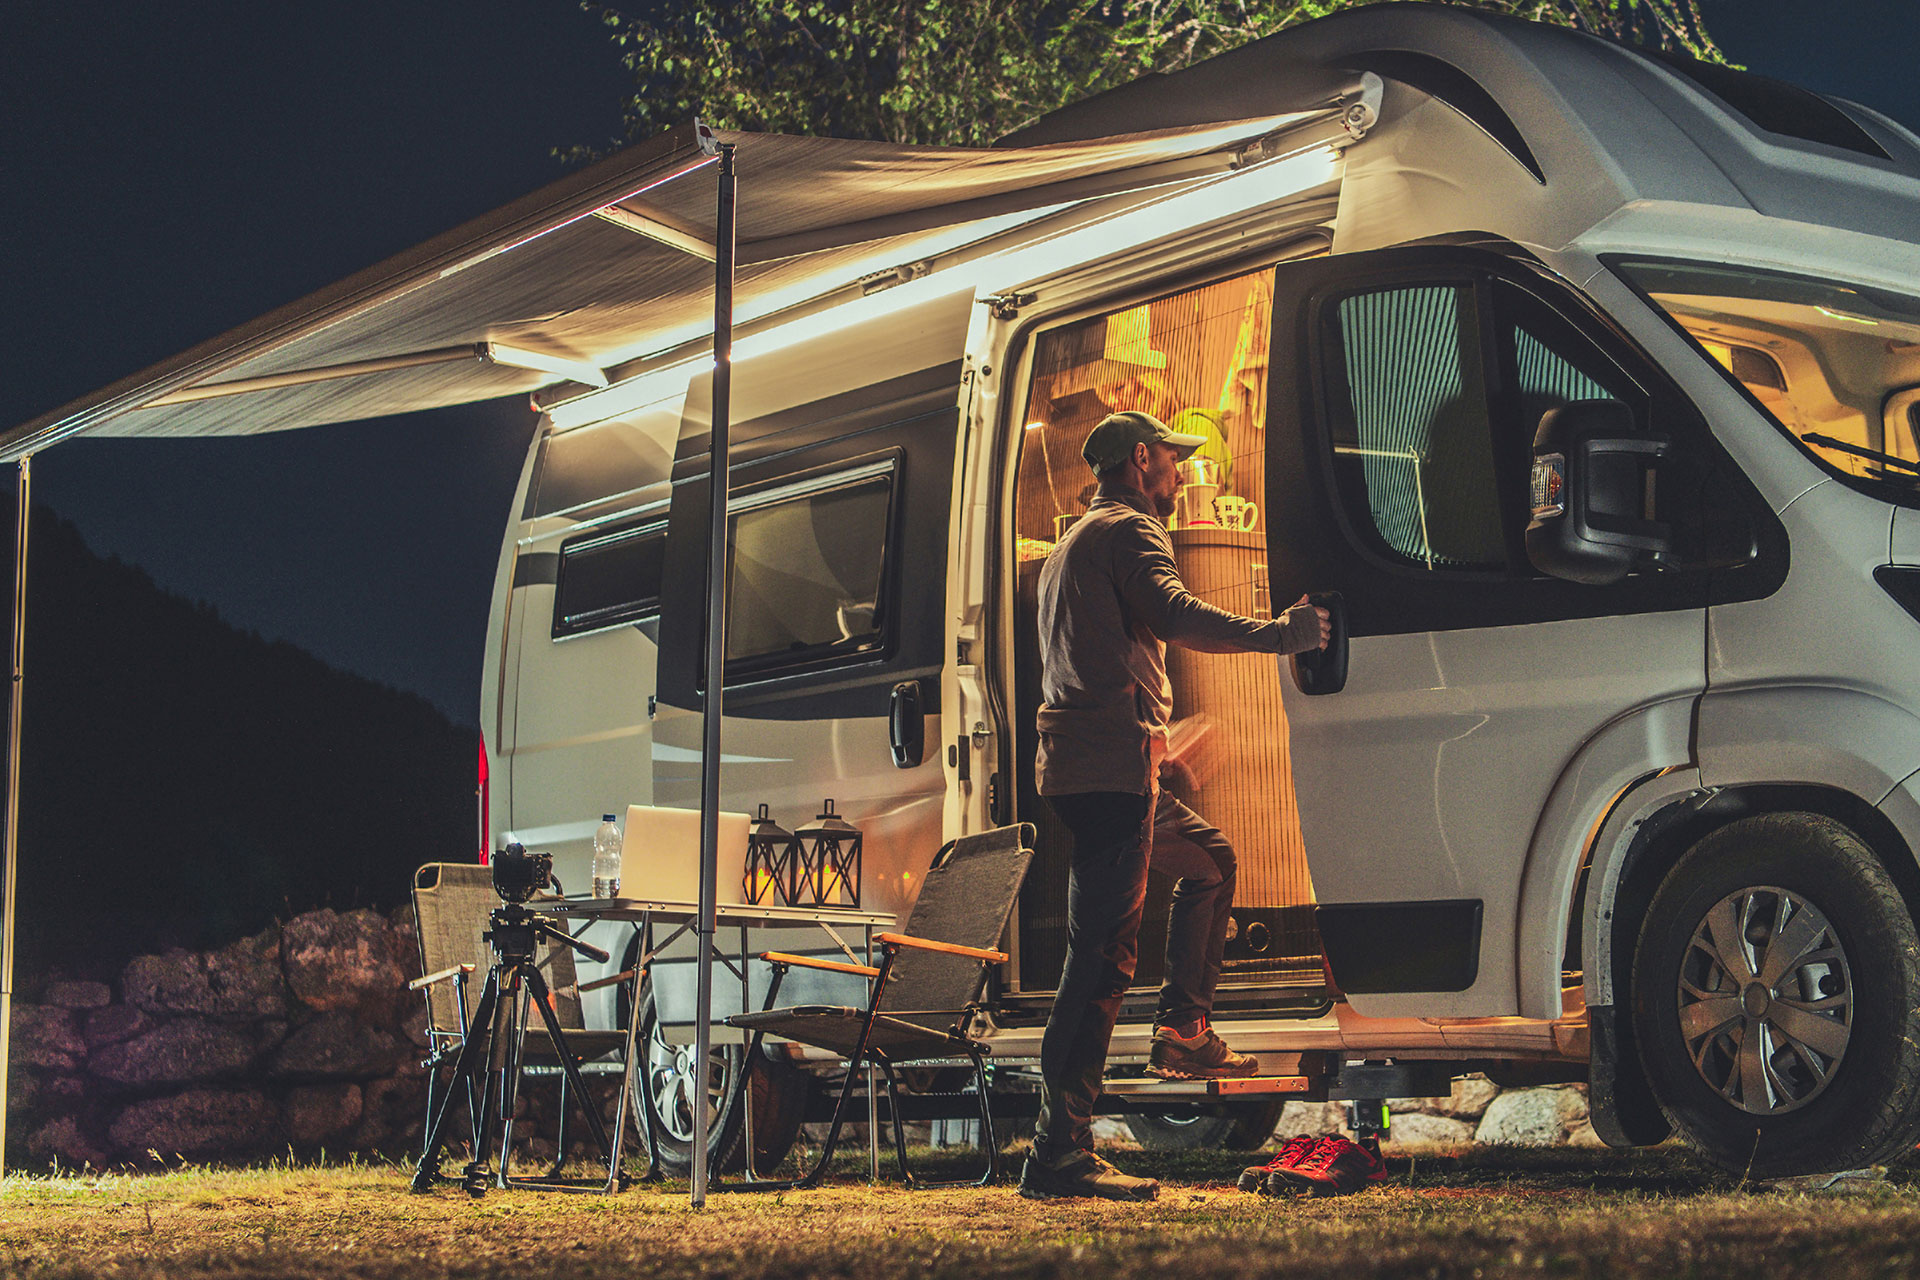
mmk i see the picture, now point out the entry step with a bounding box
[1102,1074,1317,1098]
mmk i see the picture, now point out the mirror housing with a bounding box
[1526,400,1671,586]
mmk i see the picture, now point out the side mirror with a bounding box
[1526,400,1671,586]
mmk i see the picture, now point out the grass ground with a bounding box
[5,1143,1920,1279]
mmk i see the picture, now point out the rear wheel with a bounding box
[1632,812,1920,1176]
[628,980,808,1175]
[1125,1099,1283,1151]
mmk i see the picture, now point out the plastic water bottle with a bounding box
[592,814,621,898]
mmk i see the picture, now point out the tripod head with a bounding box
[484,900,611,968]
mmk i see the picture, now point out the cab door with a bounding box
[1264,246,1734,1018]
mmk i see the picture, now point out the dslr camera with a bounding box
[491,842,554,904]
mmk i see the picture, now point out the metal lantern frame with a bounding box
[794,798,862,909]
[742,802,799,906]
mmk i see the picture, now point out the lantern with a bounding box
[743,803,799,906]
[795,799,862,908]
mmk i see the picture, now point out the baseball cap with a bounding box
[1081,411,1208,472]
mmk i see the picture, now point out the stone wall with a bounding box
[9,907,430,1168]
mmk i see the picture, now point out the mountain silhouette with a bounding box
[9,507,476,984]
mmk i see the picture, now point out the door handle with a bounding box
[1289,591,1348,696]
[889,680,925,767]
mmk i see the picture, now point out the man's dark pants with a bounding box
[1032,788,1238,1160]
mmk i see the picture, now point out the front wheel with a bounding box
[1632,812,1920,1176]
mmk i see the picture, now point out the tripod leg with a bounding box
[412,968,501,1194]
[461,968,518,1196]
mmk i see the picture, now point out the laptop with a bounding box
[619,804,751,906]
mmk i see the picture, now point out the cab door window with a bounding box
[1319,275,1651,597]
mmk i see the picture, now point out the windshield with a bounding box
[1616,260,1920,487]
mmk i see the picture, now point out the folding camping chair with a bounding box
[409,862,634,1191]
[715,823,1034,1190]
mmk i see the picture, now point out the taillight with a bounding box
[477,734,491,864]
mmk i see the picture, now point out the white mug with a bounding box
[1213,495,1258,532]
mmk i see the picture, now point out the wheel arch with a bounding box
[1579,776,1920,1147]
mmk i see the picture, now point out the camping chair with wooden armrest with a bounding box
[409,862,635,1192]
[713,823,1034,1191]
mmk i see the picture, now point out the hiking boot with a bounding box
[1237,1133,1318,1192]
[1268,1135,1386,1198]
[1018,1147,1160,1201]
[1148,1025,1260,1079]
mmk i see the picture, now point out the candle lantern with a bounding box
[743,803,799,906]
[795,799,862,908]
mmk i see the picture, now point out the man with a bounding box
[1019,410,1331,1202]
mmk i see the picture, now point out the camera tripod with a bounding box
[411,900,630,1196]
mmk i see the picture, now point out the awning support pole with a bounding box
[0,455,31,1176]
[692,139,737,1209]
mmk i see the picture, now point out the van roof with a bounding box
[13,3,1918,458]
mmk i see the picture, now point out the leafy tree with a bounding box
[574,0,1723,153]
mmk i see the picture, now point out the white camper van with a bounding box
[23,5,1920,1181]
[477,7,1920,1179]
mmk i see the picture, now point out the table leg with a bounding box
[739,922,759,1180]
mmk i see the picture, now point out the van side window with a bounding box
[1325,285,1507,570]
[724,462,896,679]
[553,521,668,638]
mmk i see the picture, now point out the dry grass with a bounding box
[5,1144,1920,1279]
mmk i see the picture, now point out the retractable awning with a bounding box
[2,110,1355,458]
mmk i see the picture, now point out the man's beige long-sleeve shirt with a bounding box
[1034,488,1322,797]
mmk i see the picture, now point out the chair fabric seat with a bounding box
[729,1006,962,1059]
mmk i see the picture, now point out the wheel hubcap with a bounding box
[643,1019,727,1145]
[1677,886,1853,1116]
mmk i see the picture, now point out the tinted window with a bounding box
[725,464,895,679]
[1327,285,1506,570]
[552,521,667,638]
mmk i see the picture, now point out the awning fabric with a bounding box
[5,113,1328,457]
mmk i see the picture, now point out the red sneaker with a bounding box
[1267,1135,1386,1197]
[1237,1133,1320,1192]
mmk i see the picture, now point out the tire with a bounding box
[1124,1099,1283,1151]
[628,980,808,1175]
[1631,812,1920,1177]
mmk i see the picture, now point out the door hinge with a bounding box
[979,292,1036,320]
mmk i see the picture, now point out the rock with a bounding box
[284,1083,364,1145]
[83,1005,154,1050]
[109,1088,279,1160]
[26,1114,108,1169]
[41,981,112,1010]
[355,1073,428,1151]
[1566,1119,1608,1149]
[1474,1086,1589,1146]
[269,1012,407,1081]
[123,927,286,1021]
[1430,1075,1501,1119]
[1385,1112,1475,1147]
[89,1018,256,1088]
[7,1069,40,1114]
[283,909,408,1025]
[1272,1100,1348,1139]
[9,1004,84,1070]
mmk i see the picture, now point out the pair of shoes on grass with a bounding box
[1019,1146,1159,1201]
[1238,1134,1386,1198]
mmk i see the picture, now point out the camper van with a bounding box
[476,7,1920,1180]
[17,5,1920,1182]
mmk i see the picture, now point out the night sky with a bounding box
[6,0,1918,726]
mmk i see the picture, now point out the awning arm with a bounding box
[593,205,717,262]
